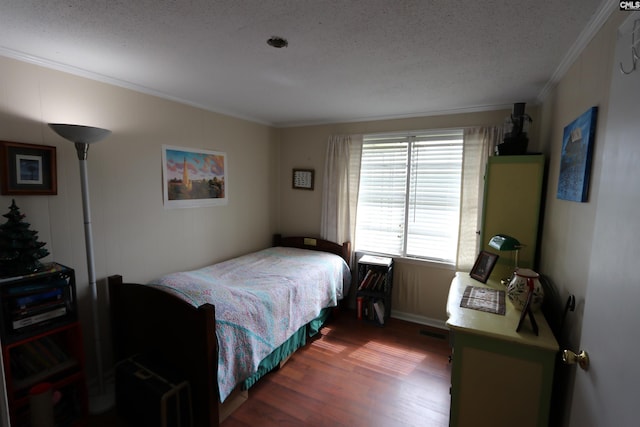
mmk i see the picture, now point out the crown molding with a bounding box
[0,46,271,126]
[537,0,618,102]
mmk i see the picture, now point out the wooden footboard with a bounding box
[108,275,219,427]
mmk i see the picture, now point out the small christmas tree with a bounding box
[0,199,50,276]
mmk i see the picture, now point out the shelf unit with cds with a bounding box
[0,263,88,427]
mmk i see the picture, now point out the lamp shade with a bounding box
[48,123,111,144]
[488,234,521,251]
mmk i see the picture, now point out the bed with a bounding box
[108,235,351,426]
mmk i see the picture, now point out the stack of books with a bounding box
[7,278,70,333]
[10,335,72,384]
[357,270,387,292]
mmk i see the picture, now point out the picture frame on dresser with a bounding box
[0,141,57,195]
[470,251,499,283]
[515,289,539,335]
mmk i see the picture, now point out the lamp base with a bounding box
[88,377,115,414]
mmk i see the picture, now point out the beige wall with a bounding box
[279,108,541,327]
[0,56,279,385]
[539,10,626,347]
[537,10,627,425]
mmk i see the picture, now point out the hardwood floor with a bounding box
[90,311,452,426]
[221,311,451,427]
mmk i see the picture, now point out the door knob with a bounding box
[562,349,589,370]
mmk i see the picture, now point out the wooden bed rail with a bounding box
[108,274,219,426]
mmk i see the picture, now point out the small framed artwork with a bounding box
[470,251,499,283]
[162,145,227,208]
[292,168,314,190]
[515,289,539,335]
[0,141,57,195]
[557,106,598,202]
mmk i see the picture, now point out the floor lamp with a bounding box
[48,123,112,411]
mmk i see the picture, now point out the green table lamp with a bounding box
[488,234,522,284]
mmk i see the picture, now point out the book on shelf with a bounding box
[12,305,67,331]
[373,300,385,325]
[32,337,63,366]
[12,286,64,310]
[361,299,376,322]
[9,334,72,383]
[373,274,387,291]
[11,349,40,377]
[358,270,376,290]
[357,270,370,290]
[4,276,68,294]
[21,341,54,370]
[367,273,379,291]
[40,335,70,363]
[12,299,67,319]
[11,343,59,378]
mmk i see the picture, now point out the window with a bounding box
[355,129,463,263]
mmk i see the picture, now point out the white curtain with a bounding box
[320,134,363,248]
[456,126,502,271]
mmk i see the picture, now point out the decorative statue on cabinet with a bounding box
[497,102,532,155]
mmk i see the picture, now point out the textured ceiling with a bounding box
[0,0,610,127]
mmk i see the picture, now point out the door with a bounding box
[568,12,640,426]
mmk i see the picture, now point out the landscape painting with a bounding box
[162,145,227,208]
[557,106,598,202]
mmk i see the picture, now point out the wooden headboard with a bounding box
[272,234,351,264]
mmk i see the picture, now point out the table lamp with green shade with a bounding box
[488,234,523,284]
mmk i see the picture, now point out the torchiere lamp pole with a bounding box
[48,124,111,408]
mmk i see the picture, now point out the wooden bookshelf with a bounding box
[356,255,393,326]
[0,264,88,427]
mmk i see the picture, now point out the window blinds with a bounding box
[355,130,463,262]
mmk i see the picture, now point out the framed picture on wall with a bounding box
[162,145,227,208]
[0,141,57,195]
[292,169,314,190]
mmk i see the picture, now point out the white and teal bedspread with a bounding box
[147,246,351,402]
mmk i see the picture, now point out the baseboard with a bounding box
[390,310,448,331]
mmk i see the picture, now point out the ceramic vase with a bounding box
[507,268,544,311]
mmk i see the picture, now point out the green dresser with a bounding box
[446,272,558,427]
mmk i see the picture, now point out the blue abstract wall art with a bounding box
[557,107,598,202]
